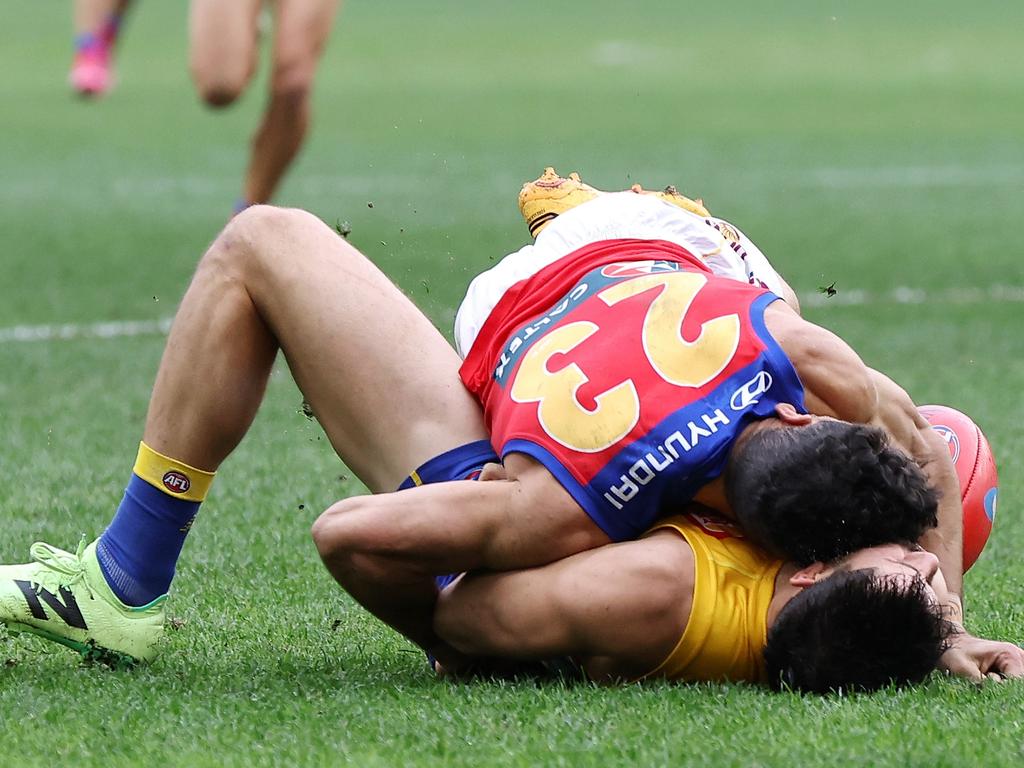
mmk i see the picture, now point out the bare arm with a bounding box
[434,532,692,682]
[866,369,964,607]
[311,461,608,665]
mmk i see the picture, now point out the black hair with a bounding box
[726,420,939,565]
[764,569,952,694]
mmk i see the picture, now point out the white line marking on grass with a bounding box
[0,318,173,343]
[2,284,1022,344]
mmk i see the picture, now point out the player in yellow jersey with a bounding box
[431,509,966,691]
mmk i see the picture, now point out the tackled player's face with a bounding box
[833,543,948,610]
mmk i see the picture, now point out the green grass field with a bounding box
[2,1,1024,765]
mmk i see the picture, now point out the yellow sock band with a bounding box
[133,441,216,502]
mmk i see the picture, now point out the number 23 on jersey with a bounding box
[509,271,742,453]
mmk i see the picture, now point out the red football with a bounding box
[918,405,999,572]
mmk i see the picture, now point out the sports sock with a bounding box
[74,32,100,53]
[74,10,123,55]
[95,442,215,606]
[98,12,124,48]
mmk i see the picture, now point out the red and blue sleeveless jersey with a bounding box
[459,239,806,541]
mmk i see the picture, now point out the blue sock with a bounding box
[96,474,200,606]
[74,32,99,52]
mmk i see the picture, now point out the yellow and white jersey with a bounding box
[640,513,783,684]
[454,192,788,357]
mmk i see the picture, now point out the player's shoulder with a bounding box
[764,305,875,420]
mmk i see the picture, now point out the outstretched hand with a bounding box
[939,630,1024,682]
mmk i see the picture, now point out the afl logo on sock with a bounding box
[163,471,191,494]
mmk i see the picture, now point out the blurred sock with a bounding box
[99,11,125,48]
[74,31,100,53]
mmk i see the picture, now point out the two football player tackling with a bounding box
[0,170,1018,689]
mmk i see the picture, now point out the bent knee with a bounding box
[269,58,316,103]
[207,205,357,298]
[222,205,317,251]
[191,63,251,107]
[198,205,298,280]
[198,86,242,109]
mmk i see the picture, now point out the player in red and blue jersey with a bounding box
[461,239,806,541]
[313,192,969,671]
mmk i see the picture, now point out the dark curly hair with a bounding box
[764,569,952,694]
[725,420,939,564]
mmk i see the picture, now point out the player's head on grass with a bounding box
[764,569,952,694]
[725,418,939,564]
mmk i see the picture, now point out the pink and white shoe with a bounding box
[69,44,114,98]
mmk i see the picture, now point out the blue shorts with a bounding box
[396,439,498,590]
[396,439,497,491]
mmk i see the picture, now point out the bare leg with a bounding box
[188,0,262,107]
[73,0,131,39]
[70,0,132,96]
[179,206,494,666]
[0,205,487,661]
[144,205,487,491]
[241,0,341,204]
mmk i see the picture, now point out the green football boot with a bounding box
[0,539,165,666]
